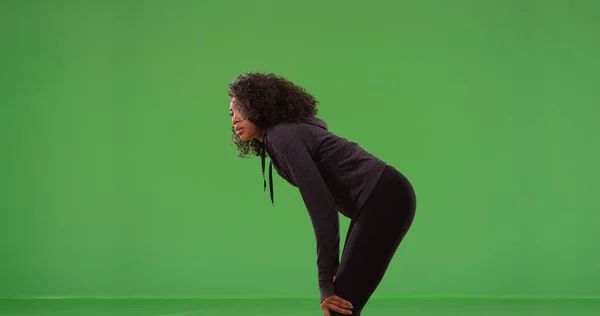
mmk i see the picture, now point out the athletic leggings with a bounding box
[330,165,417,316]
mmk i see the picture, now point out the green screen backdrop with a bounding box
[1,0,599,299]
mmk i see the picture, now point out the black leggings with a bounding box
[330,165,417,315]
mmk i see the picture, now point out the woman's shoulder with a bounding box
[266,116,330,150]
[266,121,305,144]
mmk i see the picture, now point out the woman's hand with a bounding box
[321,295,353,315]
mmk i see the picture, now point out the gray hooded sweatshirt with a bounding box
[261,116,388,303]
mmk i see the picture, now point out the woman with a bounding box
[228,72,416,316]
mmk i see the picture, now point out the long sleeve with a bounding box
[266,129,340,303]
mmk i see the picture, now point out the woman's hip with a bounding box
[360,165,417,219]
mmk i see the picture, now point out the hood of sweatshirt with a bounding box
[261,116,327,205]
[297,115,328,130]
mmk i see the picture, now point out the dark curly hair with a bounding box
[228,72,319,158]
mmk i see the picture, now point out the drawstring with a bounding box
[261,136,274,205]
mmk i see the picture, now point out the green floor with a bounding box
[0,298,598,315]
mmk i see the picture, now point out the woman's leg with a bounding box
[330,165,416,315]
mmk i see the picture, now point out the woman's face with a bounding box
[230,97,260,142]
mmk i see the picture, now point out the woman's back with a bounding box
[266,116,387,219]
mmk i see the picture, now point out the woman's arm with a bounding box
[267,126,340,303]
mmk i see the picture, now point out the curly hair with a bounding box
[228,72,319,158]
